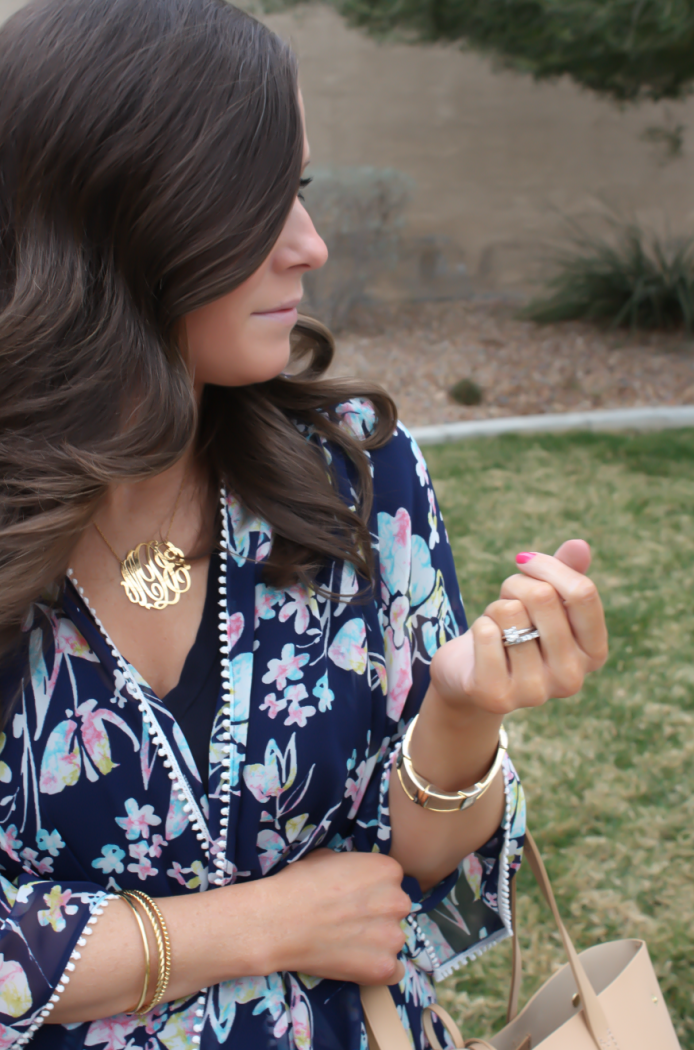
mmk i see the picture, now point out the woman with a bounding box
[0,0,607,1047]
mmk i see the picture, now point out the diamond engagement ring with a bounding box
[502,625,541,647]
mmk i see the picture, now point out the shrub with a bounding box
[449,377,483,405]
[523,224,694,331]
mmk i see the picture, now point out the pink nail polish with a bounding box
[516,552,540,564]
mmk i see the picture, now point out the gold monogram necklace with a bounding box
[94,473,192,611]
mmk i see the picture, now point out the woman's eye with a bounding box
[298,176,312,202]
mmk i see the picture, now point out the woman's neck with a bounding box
[66,444,217,697]
[89,449,215,564]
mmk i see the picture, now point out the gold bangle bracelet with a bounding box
[396,716,508,813]
[118,893,151,1014]
[120,892,166,1014]
[129,893,172,1009]
[126,891,172,1012]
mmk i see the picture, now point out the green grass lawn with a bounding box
[424,428,694,1048]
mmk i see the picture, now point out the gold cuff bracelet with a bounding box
[396,716,508,813]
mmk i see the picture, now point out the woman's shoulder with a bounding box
[332,398,430,487]
[330,397,380,440]
[323,399,437,537]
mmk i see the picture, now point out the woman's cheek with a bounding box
[196,325,292,387]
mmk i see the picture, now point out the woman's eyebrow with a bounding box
[302,155,311,171]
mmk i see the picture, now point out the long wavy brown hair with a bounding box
[0,0,396,675]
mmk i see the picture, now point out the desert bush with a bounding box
[523,224,694,331]
[449,377,483,405]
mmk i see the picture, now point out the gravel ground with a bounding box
[326,299,694,428]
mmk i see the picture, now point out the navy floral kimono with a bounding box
[0,402,525,1050]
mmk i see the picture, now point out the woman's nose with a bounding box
[305,220,329,272]
[279,202,329,273]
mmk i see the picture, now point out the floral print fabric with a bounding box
[0,404,524,1050]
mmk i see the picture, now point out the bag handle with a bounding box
[360,983,412,1050]
[518,831,614,1049]
[361,830,616,1050]
[422,1003,465,1048]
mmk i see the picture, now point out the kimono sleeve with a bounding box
[0,869,115,1048]
[346,415,466,858]
[345,413,526,979]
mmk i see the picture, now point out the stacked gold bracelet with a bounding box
[396,715,508,813]
[119,891,172,1014]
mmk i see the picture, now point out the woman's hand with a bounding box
[389,539,607,890]
[430,538,608,715]
[265,848,410,985]
[51,848,410,1024]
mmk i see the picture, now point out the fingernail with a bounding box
[516,552,539,564]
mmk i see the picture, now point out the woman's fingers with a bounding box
[513,551,608,668]
[276,849,409,985]
[468,615,512,712]
[499,575,587,696]
[469,599,547,712]
[552,538,591,574]
[483,599,547,707]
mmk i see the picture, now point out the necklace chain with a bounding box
[94,470,187,559]
[92,524,121,562]
[93,471,191,611]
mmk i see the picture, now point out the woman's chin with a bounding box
[206,340,293,387]
[251,342,293,384]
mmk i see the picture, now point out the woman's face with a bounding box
[183,96,328,393]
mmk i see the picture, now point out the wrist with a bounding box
[238,872,309,977]
[215,880,283,978]
[429,641,484,715]
[421,678,503,735]
[409,685,504,791]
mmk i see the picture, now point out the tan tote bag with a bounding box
[360,830,682,1050]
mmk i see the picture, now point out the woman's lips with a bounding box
[253,298,301,324]
[252,305,299,325]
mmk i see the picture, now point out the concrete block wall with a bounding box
[262,3,694,297]
[7,0,694,312]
